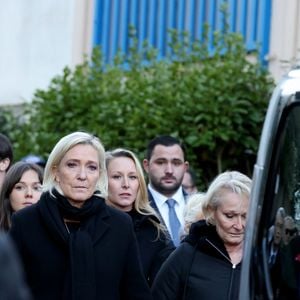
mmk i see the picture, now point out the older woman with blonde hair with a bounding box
[152,170,252,300]
[106,148,175,285]
[9,132,152,300]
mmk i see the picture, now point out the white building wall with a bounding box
[0,0,93,106]
[0,0,299,106]
[268,0,300,82]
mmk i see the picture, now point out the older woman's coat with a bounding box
[10,192,152,300]
[151,220,241,300]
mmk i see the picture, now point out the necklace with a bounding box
[64,219,81,234]
[64,222,70,234]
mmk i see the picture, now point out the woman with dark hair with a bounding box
[106,148,174,285]
[0,161,43,230]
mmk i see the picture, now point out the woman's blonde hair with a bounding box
[182,192,205,236]
[105,148,165,235]
[43,131,107,198]
[201,171,252,225]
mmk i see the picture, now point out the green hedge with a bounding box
[4,25,274,189]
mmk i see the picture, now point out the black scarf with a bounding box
[38,189,106,300]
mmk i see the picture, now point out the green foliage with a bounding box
[0,108,16,136]
[9,24,274,189]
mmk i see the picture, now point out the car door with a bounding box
[239,67,300,300]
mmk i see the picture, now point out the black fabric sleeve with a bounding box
[0,232,32,299]
[151,243,192,300]
[148,236,175,286]
[120,222,153,300]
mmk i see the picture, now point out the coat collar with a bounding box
[184,220,231,261]
[37,191,111,246]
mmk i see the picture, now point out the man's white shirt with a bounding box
[148,184,186,234]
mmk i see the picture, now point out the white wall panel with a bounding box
[0,0,93,105]
[268,0,300,82]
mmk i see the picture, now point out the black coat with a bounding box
[0,232,31,300]
[9,194,152,300]
[151,220,241,300]
[128,210,175,285]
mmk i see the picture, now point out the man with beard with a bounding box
[143,136,189,246]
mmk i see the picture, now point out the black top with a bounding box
[9,191,152,300]
[152,220,241,300]
[0,232,31,300]
[127,209,175,285]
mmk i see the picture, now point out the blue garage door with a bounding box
[93,0,272,65]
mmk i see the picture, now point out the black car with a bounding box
[240,66,300,299]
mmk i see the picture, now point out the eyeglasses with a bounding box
[285,228,298,236]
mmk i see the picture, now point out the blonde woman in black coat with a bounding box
[9,132,152,300]
[106,148,175,285]
[152,171,252,300]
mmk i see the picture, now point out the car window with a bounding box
[245,102,300,300]
[263,103,300,299]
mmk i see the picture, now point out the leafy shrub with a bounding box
[9,24,274,189]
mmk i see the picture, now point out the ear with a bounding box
[0,158,10,172]
[207,205,214,215]
[206,205,216,224]
[143,159,149,173]
[52,166,60,182]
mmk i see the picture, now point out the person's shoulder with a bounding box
[182,220,214,245]
[0,232,10,249]
[105,205,132,223]
[136,211,159,224]
[103,206,136,239]
[133,213,159,235]
[13,202,39,220]
[178,240,197,254]
[0,232,31,299]
[0,232,18,259]
[10,203,41,232]
[161,241,194,267]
